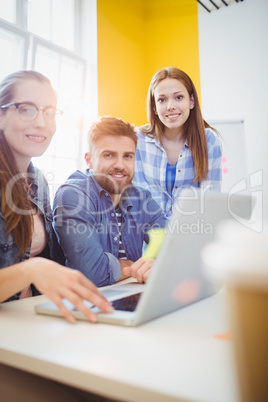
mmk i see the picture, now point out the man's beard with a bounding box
[94,171,133,195]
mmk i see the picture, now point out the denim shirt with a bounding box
[0,162,64,301]
[53,169,167,287]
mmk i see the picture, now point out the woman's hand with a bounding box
[28,258,113,323]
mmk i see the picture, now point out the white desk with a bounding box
[0,293,239,402]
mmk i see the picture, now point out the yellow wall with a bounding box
[97,0,199,126]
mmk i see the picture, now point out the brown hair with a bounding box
[142,67,217,183]
[88,116,137,154]
[0,70,52,256]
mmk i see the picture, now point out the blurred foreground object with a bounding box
[202,220,268,402]
[143,228,166,260]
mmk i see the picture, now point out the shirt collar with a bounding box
[145,134,189,149]
[86,169,107,196]
[145,135,164,151]
[26,162,38,190]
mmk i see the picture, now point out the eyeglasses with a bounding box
[0,102,63,121]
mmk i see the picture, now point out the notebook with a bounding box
[35,189,254,326]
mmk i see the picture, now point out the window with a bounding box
[0,22,27,78]
[28,0,76,51]
[0,0,16,24]
[0,0,96,198]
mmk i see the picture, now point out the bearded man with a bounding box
[53,116,167,287]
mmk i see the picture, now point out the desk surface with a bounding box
[0,291,239,402]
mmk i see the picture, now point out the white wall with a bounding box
[198,0,268,222]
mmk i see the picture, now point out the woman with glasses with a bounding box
[133,67,222,218]
[0,70,112,322]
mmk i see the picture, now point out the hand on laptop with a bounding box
[123,257,155,283]
[29,258,114,323]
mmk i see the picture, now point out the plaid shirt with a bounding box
[133,127,222,218]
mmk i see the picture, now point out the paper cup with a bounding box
[202,220,268,402]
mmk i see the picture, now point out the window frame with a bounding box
[31,35,87,84]
[0,0,92,197]
[0,17,29,69]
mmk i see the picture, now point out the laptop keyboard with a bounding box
[111,292,142,312]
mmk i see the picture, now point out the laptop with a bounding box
[35,189,254,326]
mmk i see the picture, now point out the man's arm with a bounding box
[126,191,167,282]
[117,259,133,282]
[143,193,168,236]
[53,185,122,287]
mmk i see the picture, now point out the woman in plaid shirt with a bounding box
[133,67,222,218]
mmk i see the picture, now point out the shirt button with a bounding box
[114,237,118,241]
[111,213,115,217]
[178,170,181,172]
[105,192,109,197]
[180,154,182,157]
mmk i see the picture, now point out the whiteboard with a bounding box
[209,120,248,193]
